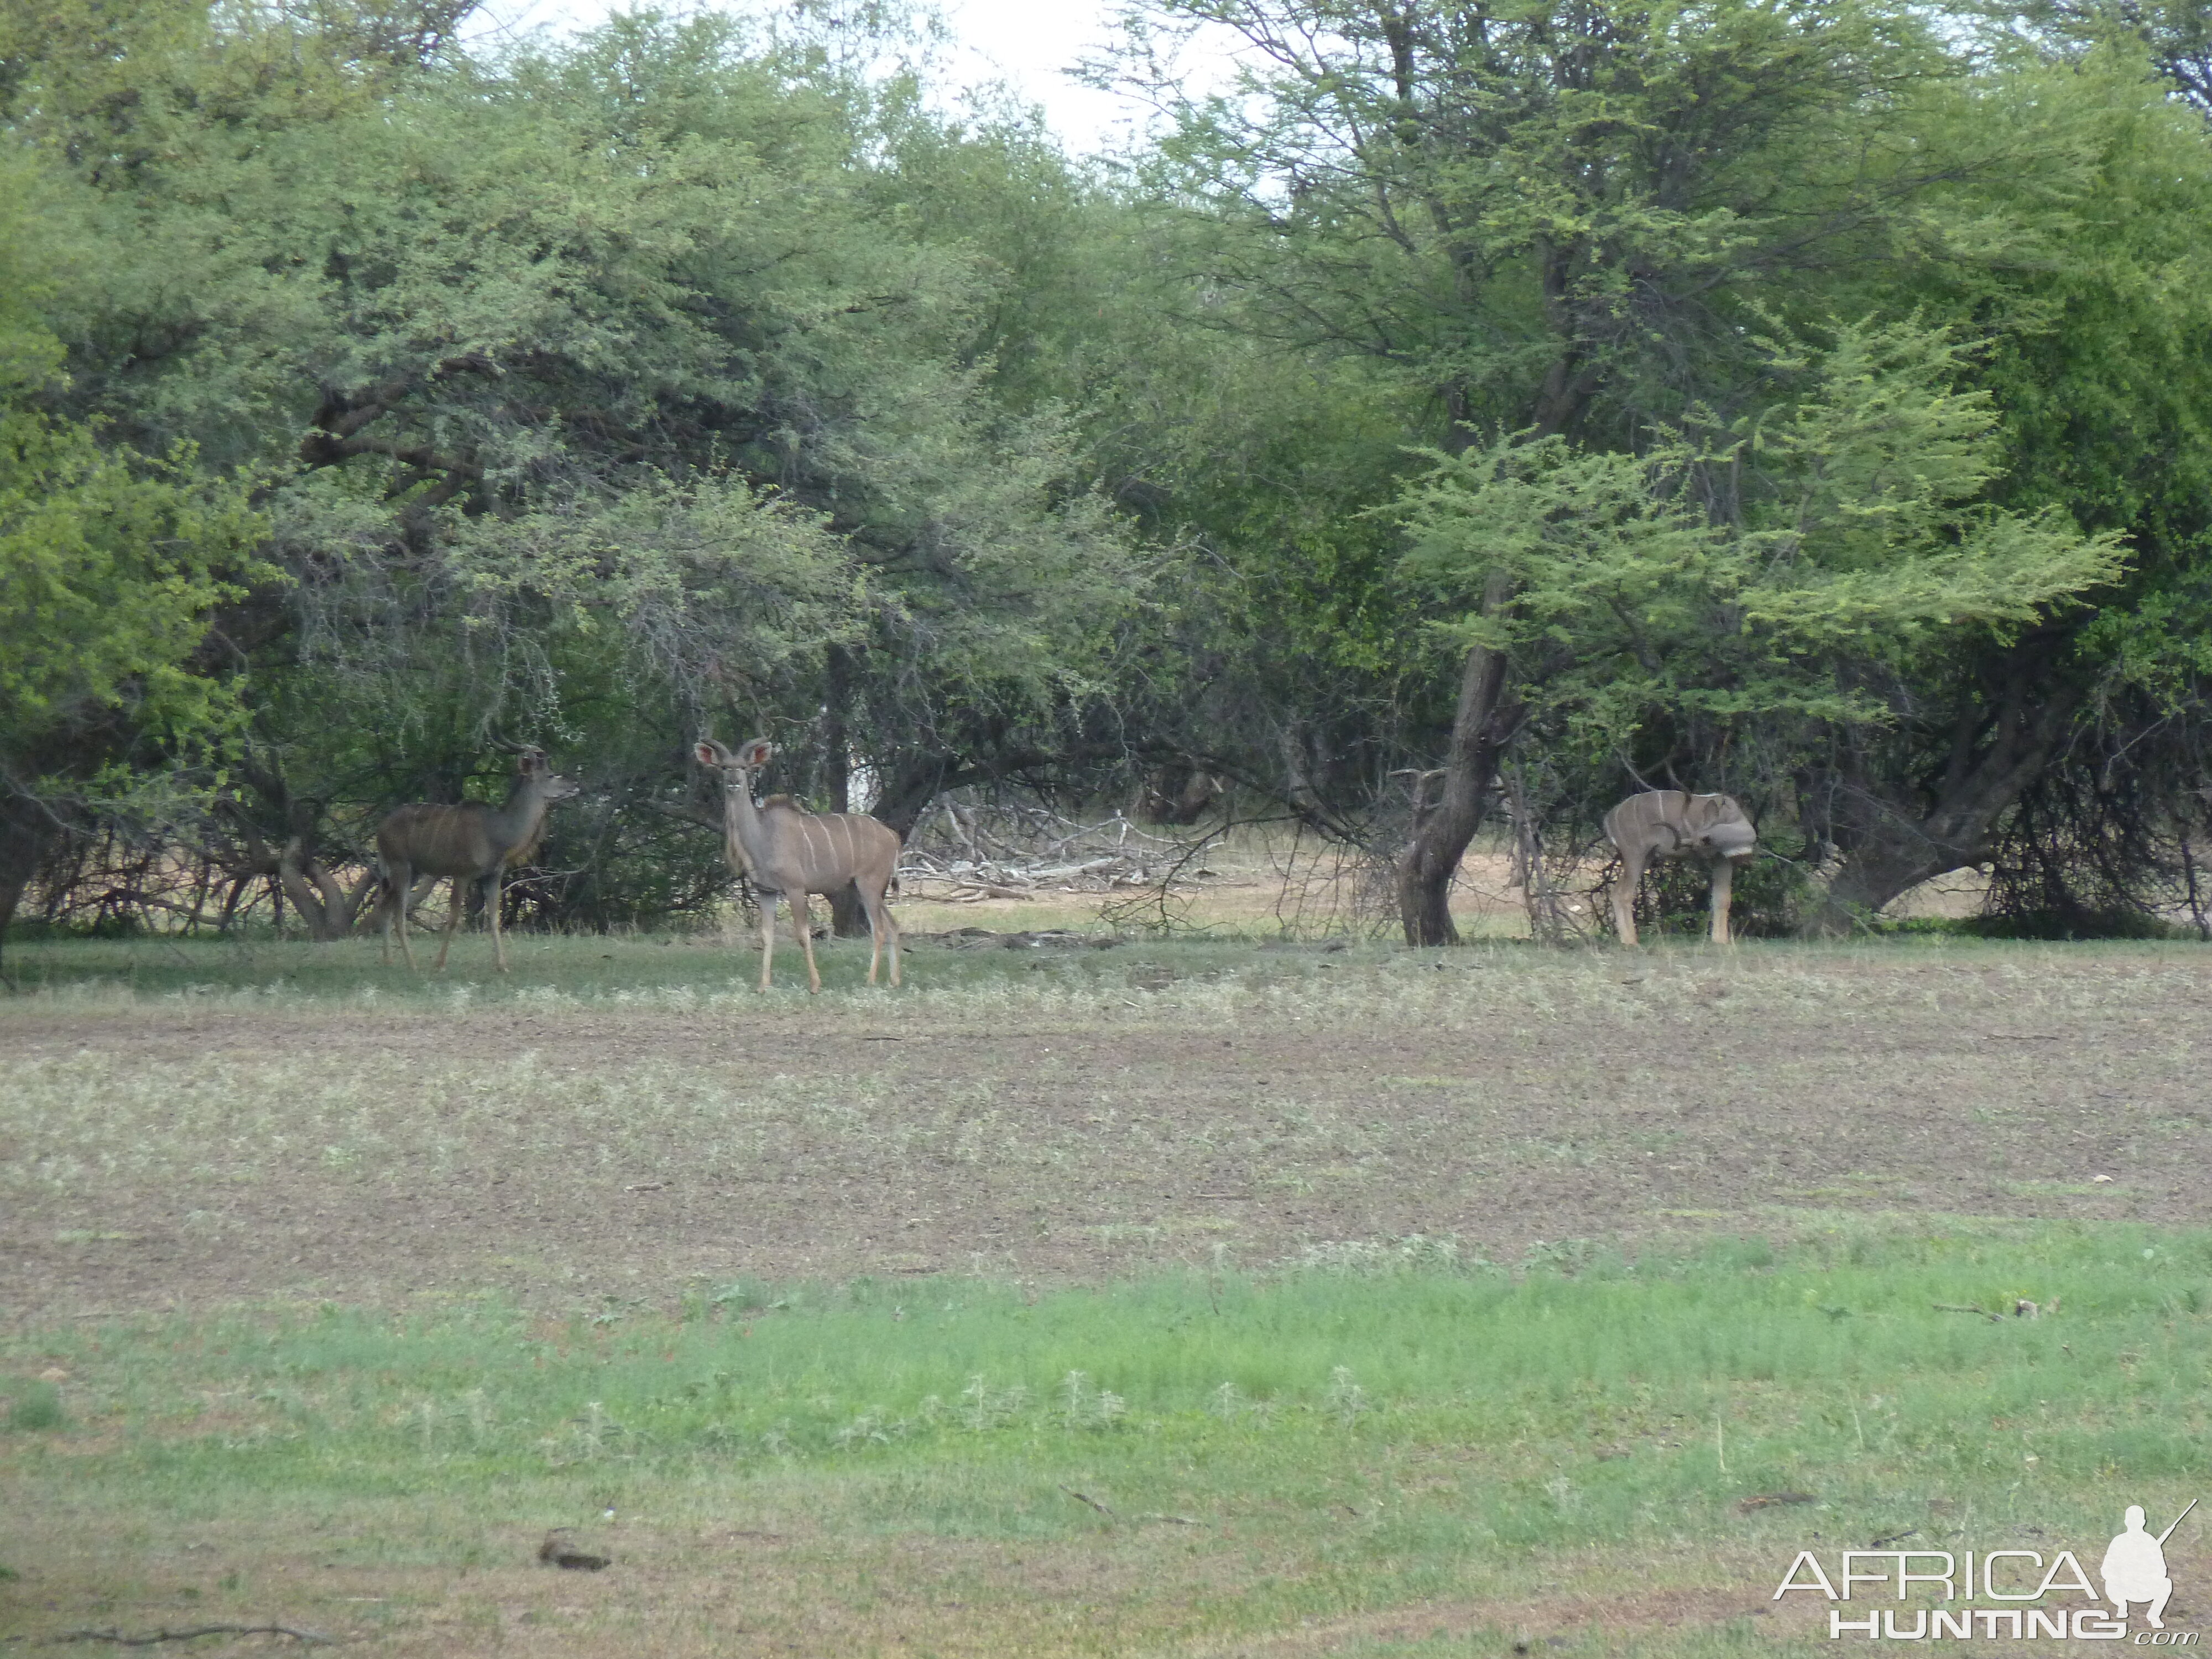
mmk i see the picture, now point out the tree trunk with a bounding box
[1808,841,1961,930]
[826,885,870,936]
[872,758,950,844]
[276,835,376,940]
[1276,721,1328,825]
[1801,669,2083,935]
[233,774,371,942]
[1396,582,1519,946]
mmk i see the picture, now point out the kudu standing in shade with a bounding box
[1602,790,1758,946]
[375,749,580,972]
[695,737,901,992]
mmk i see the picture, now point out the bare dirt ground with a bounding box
[6,940,2208,1323]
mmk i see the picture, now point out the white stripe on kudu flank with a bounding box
[694,736,903,994]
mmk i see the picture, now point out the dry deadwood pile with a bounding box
[896,805,1225,902]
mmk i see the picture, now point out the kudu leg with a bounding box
[867,898,894,987]
[488,872,509,973]
[758,892,778,991]
[1709,856,1736,945]
[434,879,465,972]
[386,862,423,971]
[793,892,823,994]
[1611,850,1644,947]
[859,881,901,988]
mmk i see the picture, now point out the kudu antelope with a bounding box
[1602,790,1757,946]
[695,737,901,992]
[375,749,579,972]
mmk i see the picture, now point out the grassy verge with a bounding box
[7,1228,2210,1655]
[0,926,1371,1003]
[3,921,2201,1007]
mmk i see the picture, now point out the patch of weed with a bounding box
[6,1380,64,1431]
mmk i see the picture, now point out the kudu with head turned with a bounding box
[1603,790,1757,946]
[695,737,901,992]
[375,748,579,972]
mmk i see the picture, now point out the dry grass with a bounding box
[3,935,2208,1318]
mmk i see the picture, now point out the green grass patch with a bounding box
[0,930,1395,1006]
[7,1227,2210,1651]
[3,1380,63,1432]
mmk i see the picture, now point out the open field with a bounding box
[4,933,2211,1653]
[6,932,2206,1313]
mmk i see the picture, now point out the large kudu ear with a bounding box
[696,738,735,768]
[739,738,774,769]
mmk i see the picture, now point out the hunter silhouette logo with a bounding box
[1774,1500,2199,1641]
[2106,1502,2194,1631]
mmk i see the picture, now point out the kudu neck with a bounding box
[725,774,778,853]
[488,772,554,847]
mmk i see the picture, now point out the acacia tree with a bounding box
[0,153,267,965]
[13,2,1151,930]
[1117,1,2212,938]
[1394,317,2124,921]
[1772,51,2212,929]
[1114,0,1979,940]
